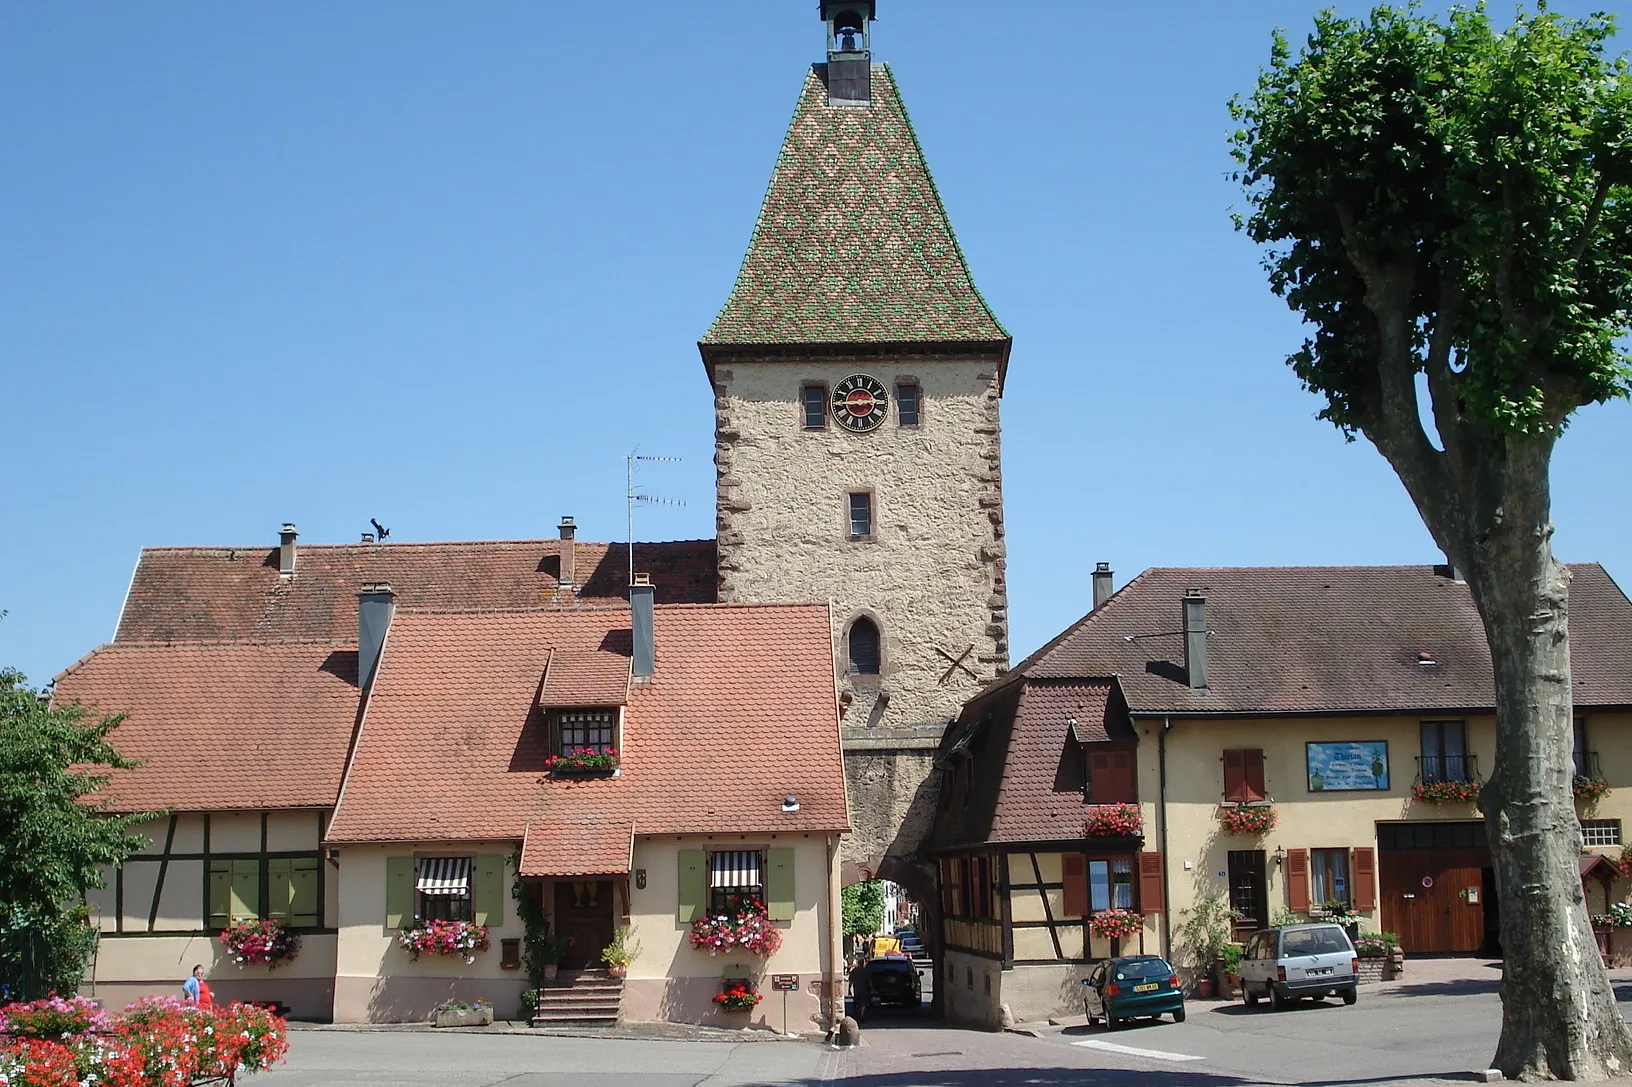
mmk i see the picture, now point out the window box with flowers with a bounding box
[1411,779,1482,806]
[545,748,620,775]
[220,918,300,969]
[713,981,762,1012]
[689,894,784,957]
[1217,803,1278,837]
[1593,902,1632,929]
[1574,775,1610,805]
[1083,803,1142,838]
[398,919,491,964]
[1088,908,1145,942]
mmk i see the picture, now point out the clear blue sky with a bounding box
[2,1,1627,687]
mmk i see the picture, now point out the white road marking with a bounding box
[1071,1038,1205,1062]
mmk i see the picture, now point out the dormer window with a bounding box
[554,709,616,756]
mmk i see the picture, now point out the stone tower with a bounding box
[700,2,1011,742]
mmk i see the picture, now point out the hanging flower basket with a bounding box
[689,895,784,957]
[397,919,491,963]
[1593,902,1632,928]
[220,918,300,969]
[1217,804,1278,836]
[1084,803,1143,838]
[1411,779,1481,805]
[545,748,620,774]
[1574,775,1610,804]
[713,981,762,1011]
[1088,908,1145,942]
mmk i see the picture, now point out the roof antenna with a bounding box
[370,518,391,541]
[625,451,683,593]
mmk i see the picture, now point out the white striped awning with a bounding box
[416,857,470,896]
[710,850,764,889]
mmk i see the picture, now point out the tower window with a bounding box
[802,385,828,430]
[848,617,881,675]
[895,383,920,426]
[847,491,873,539]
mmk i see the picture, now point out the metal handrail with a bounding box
[1574,750,1604,781]
[1414,753,1481,785]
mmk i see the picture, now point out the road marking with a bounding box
[1071,1038,1205,1062]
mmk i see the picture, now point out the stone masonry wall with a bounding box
[714,357,1008,733]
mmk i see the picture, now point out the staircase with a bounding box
[530,968,623,1027]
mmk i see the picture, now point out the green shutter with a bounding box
[766,848,795,921]
[266,858,293,922]
[290,858,320,928]
[473,855,504,927]
[677,849,706,922]
[208,861,231,930]
[230,859,260,921]
[385,856,414,929]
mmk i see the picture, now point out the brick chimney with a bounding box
[279,524,298,578]
[1183,589,1208,690]
[556,516,577,602]
[1092,562,1114,610]
[631,573,655,679]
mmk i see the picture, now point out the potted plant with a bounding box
[601,923,641,978]
[536,929,570,982]
[1320,899,1361,943]
[1220,942,1244,995]
[1175,894,1240,998]
[713,981,762,1013]
[431,998,493,1028]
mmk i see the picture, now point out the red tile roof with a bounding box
[520,816,634,877]
[116,538,717,643]
[326,603,848,844]
[52,641,360,812]
[539,650,630,708]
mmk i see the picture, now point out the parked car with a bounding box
[1237,923,1359,1010]
[899,934,928,959]
[852,956,923,1012]
[1082,955,1185,1028]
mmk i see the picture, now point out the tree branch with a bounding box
[1569,172,1610,265]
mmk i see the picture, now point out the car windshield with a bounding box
[1280,928,1351,955]
[1112,958,1173,980]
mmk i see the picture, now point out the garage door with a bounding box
[1377,821,1489,955]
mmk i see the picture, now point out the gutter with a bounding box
[1159,716,1173,961]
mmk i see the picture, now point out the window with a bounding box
[1085,746,1136,804]
[967,855,996,920]
[1420,720,1470,782]
[1223,749,1267,802]
[848,491,873,538]
[415,856,473,922]
[848,617,881,675]
[1088,857,1135,912]
[709,849,764,913]
[1583,820,1622,847]
[802,385,828,430]
[208,855,322,930]
[1310,848,1350,907]
[1575,717,1594,778]
[941,857,966,918]
[556,709,615,756]
[207,859,261,928]
[895,382,920,426]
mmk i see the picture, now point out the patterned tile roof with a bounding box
[701,64,1008,351]
[520,816,634,877]
[325,603,849,844]
[538,650,630,708]
[116,538,717,643]
[52,641,360,812]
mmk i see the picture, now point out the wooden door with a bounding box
[1379,848,1485,954]
[1227,850,1268,936]
[554,880,615,969]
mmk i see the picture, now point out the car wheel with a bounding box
[1342,986,1358,1006]
[1270,985,1289,1012]
[1243,983,1260,1007]
[1105,1008,1120,1031]
[1172,1005,1186,1023]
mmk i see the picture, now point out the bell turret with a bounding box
[821,1,875,106]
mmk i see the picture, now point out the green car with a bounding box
[1082,955,1186,1028]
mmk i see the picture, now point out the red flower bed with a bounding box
[1574,775,1610,804]
[1088,908,1145,942]
[544,748,620,773]
[689,895,784,957]
[1411,779,1481,805]
[1217,804,1278,836]
[396,919,491,963]
[713,982,762,1010]
[1084,803,1142,838]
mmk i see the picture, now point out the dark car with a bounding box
[852,957,923,1012]
[1082,955,1186,1029]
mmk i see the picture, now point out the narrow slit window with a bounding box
[848,492,873,538]
[802,385,828,430]
[895,383,920,426]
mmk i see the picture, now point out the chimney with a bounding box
[1092,562,1114,610]
[361,532,375,543]
[358,582,396,689]
[558,516,577,594]
[630,573,655,679]
[1183,590,1208,690]
[279,524,298,577]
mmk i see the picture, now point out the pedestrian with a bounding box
[182,964,213,1006]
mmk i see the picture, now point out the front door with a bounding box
[1378,822,1488,954]
[554,880,615,969]
[1227,850,1269,938]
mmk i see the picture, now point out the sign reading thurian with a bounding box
[830,374,889,432]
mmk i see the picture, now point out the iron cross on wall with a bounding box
[936,644,978,685]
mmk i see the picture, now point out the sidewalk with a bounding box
[288,1018,818,1043]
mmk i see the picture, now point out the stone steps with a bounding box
[531,969,623,1028]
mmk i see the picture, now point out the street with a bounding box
[253,961,1632,1086]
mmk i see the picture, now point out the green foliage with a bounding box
[0,668,152,998]
[1221,942,1245,974]
[600,923,640,967]
[1231,4,1632,440]
[1175,894,1241,968]
[1271,904,1303,927]
[841,880,885,937]
[509,855,567,983]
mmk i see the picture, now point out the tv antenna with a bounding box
[626,451,684,591]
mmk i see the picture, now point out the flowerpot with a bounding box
[1194,977,1214,999]
[607,964,627,979]
[434,1006,493,1028]
[543,963,559,982]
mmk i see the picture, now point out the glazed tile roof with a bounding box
[116,538,717,644]
[520,816,634,877]
[325,603,849,844]
[701,64,1008,351]
[1006,564,1632,715]
[538,650,630,708]
[52,641,360,812]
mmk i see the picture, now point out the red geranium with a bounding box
[1084,803,1143,838]
[713,982,761,1010]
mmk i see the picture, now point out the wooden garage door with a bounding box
[1377,822,1488,955]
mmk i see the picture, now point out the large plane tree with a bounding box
[1231,5,1632,1079]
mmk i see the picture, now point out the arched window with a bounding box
[848,617,881,675]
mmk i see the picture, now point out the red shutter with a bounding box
[1109,751,1137,803]
[1244,749,1266,802]
[1138,852,1164,914]
[1353,847,1376,911]
[1286,848,1310,913]
[1223,749,1246,801]
[1062,854,1087,918]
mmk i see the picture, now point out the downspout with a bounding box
[825,832,843,1036]
[1159,716,1173,960]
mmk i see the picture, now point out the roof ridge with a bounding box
[993,568,1155,686]
[138,537,714,553]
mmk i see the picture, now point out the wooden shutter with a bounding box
[1352,847,1376,911]
[766,848,796,921]
[230,859,259,921]
[1109,751,1136,803]
[1138,852,1164,913]
[1244,750,1266,802]
[1285,848,1310,913]
[1089,752,1110,802]
[677,849,706,922]
[385,856,414,929]
[473,855,505,927]
[290,858,320,927]
[266,858,293,922]
[207,860,231,930]
[1223,749,1246,801]
[1061,854,1087,918]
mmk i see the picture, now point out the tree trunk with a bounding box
[1460,447,1632,1080]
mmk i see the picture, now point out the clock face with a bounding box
[831,374,889,432]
